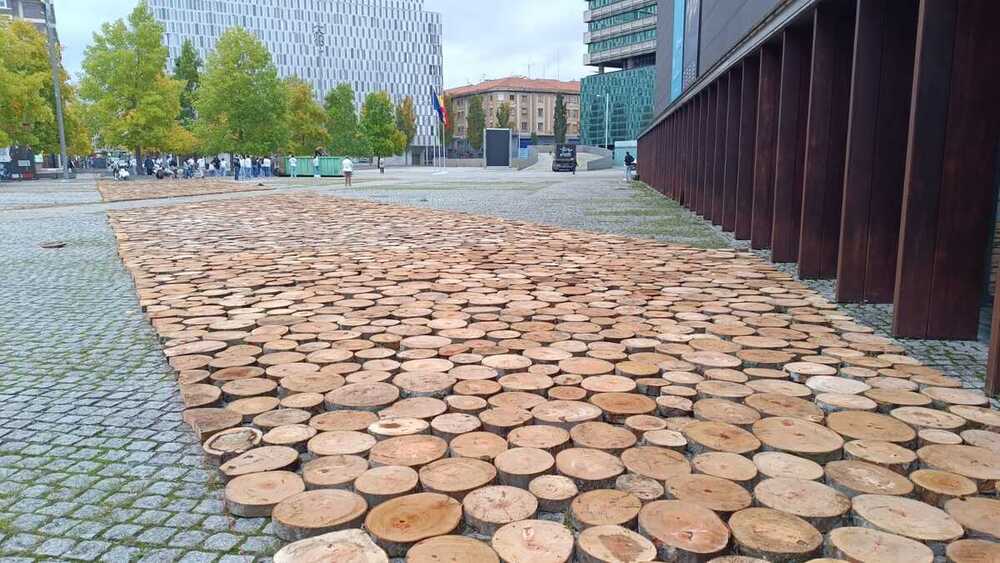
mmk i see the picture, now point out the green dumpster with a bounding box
[285,156,344,177]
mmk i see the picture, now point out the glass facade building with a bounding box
[148,0,443,150]
[581,0,657,148]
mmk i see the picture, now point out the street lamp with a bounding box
[43,0,69,180]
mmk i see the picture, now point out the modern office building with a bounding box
[580,0,658,148]
[147,0,443,158]
[0,0,56,37]
[446,77,580,147]
[638,0,1000,391]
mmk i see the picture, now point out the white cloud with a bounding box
[58,0,595,87]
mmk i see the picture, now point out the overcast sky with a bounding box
[56,0,594,88]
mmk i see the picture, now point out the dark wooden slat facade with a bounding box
[711,78,728,224]
[750,43,782,250]
[735,54,760,241]
[722,67,743,233]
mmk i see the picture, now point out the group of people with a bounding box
[231,155,274,181]
[287,154,354,186]
[108,152,355,184]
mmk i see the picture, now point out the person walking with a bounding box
[243,155,252,180]
[624,151,636,181]
[313,154,321,179]
[263,156,272,177]
[342,157,353,187]
[232,155,241,181]
[288,156,298,178]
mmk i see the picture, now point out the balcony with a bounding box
[584,39,657,66]
[584,16,657,44]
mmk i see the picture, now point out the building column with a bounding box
[893,0,1000,339]
[751,42,781,250]
[722,67,743,233]
[735,54,760,241]
[711,77,729,225]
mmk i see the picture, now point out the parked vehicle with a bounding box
[552,144,577,174]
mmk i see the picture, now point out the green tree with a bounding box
[443,94,455,147]
[495,101,513,130]
[324,83,364,156]
[283,77,330,155]
[466,95,485,151]
[79,1,181,166]
[173,39,202,128]
[360,91,403,168]
[554,94,568,144]
[195,27,287,155]
[0,20,90,155]
[395,96,417,149]
[530,132,539,145]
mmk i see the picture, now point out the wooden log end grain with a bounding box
[843,440,917,475]
[570,421,638,455]
[203,427,262,466]
[850,494,964,552]
[491,519,574,563]
[945,539,1000,563]
[621,445,692,482]
[752,417,844,464]
[528,474,578,513]
[225,470,305,518]
[183,407,243,443]
[449,431,508,461]
[576,524,657,563]
[824,527,933,563]
[663,474,752,517]
[353,465,419,507]
[418,457,497,500]
[271,489,367,541]
[614,473,664,504]
[753,477,851,532]
[823,460,914,498]
[368,435,447,468]
[943,496,1000,542]
[407,535,499,563]
[219,445,300,481]
[909,469,977,508]
[568,489,642,531]
[917,445,1000,493]
[302,454,368,490]
[507,424,571,453]
[638,500,730,562]
[753,451,824,482]
[462,485,538,536]
[494,447,555,489]
[684,420,761,456]
[272,528,388,563]
[363,492,462,557]
[692,452,758,484]
[555,447,626,491]
[728,507,823,562]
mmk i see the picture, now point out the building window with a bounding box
[537,122,543,131]
[520,121,527,131]
[0,1,9,9]
[508,95,514,101]
[537,108,543,117]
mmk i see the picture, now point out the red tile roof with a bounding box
[445,76,581,98]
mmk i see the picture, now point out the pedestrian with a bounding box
[288,156,298,178]
[197,156,205,178]
[144,156,154,176]
[263,156,272,177]
[313,154,321,178]
[342,156,353,187]
[232,155,241,181]
[624,151,635,181]
[252,156,260,178]
[243,155,252,180]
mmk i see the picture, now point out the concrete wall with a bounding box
[654,0,677,116]
[699,0,782,71]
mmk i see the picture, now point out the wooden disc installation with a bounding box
[825,527,933,563]
[850,494,963,548]
[364,492,462,556]
[728,507,822,561]
[407,536,499,563]
[271,489,367,541]
[225,471,305,517]
[638,500,729,562]
[491,520,574,563]
[463,485,538,535]
[576,525,657,563]
[272,529,388,563]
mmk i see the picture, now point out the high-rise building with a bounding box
[580,0,657,148]
[0,0,56,38]
[147,0,443,157]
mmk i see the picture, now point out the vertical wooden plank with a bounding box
[751,42,782,250]
[771,24,813,262]
[703,85,718,218]
[894,0,1000,339]
[735,54,760,240]
[695,93,707,213]
[722,67,743,233]
[712,77,729,224]
[990,277,1000,396]
[799,2,856,278]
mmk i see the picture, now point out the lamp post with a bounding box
[43,0,69,180]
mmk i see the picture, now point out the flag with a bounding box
[431,88,449,128]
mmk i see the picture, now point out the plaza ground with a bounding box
[0,166,994,562]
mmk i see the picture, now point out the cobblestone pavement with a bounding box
[0,169,994,562]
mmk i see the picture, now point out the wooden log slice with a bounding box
[364,492,462,557]
[890,406,965,432]
[280,392,325,413]
[960,429,1000,454]
[843,440,917,474]
[281,373,345,396]
[548,385,588,401]
[851,494,963,552]
[449,431,508,461]
[949,405,1000,431]
[407,535,499,563]
[590,392,657,423]
[463,485,538,536]
[922,387,990,409]
[272,528,388,563]
[823,459,913,498]
[694,398,761,428]
[864,389,933,412]
[815,393,877,414]
[624,414,667,437]
[369,435,447,468]
[272,489,367,541]
[917,444,1000,492]
[220,445,300,481]
[692,452,758,484]
[310,410,379,432]
[203,427,263,465]
[696,381,755,402]
[226,396,280,422]
[568,489,642,530]
[302,454,368,490]
[489,391,548,411]
[582,375,637,395]
[744,393,825,423]
[555,447,625,491]
[418,457,497,500]
[753,417,844,464]
[783,362,838,383]
[393,372,456,399]
[656,395,694,417]
[225,470,305,517]
[430,412,482,442]
[354,465,419,506]
[804,376,869,396]
[621,446,692,481]
[308,431,377,457]
[508,425,571,453]
[640,429,687,451]
[824,527,933,563]
[379,397,447,421]
[684,421,762,455]
[559,357,615,376]
[917,428,962,447]
[184,407,243,442]
[532,400,603,430]
[638,500,730,562]
[909,469,977,508]
[728,507,823,562]
[575,524,657,563]
[181,383,222,408]
[753,451,824,481]
[944,497,1000,542]
[570,422,637,454]
[445,394,489,414]
[479,407,533,437]
[826,411,916,446]
[614,473,664,503]
[494,447,555,489]
[753,477,850,532]
[367,417,430,441]
[325,382,400,412]
[498,373,554,396]
[746,379,812,398]
[491,520,574,563]
[528,474,578,513]
[664,474,752,516]
[264,424,318,451]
